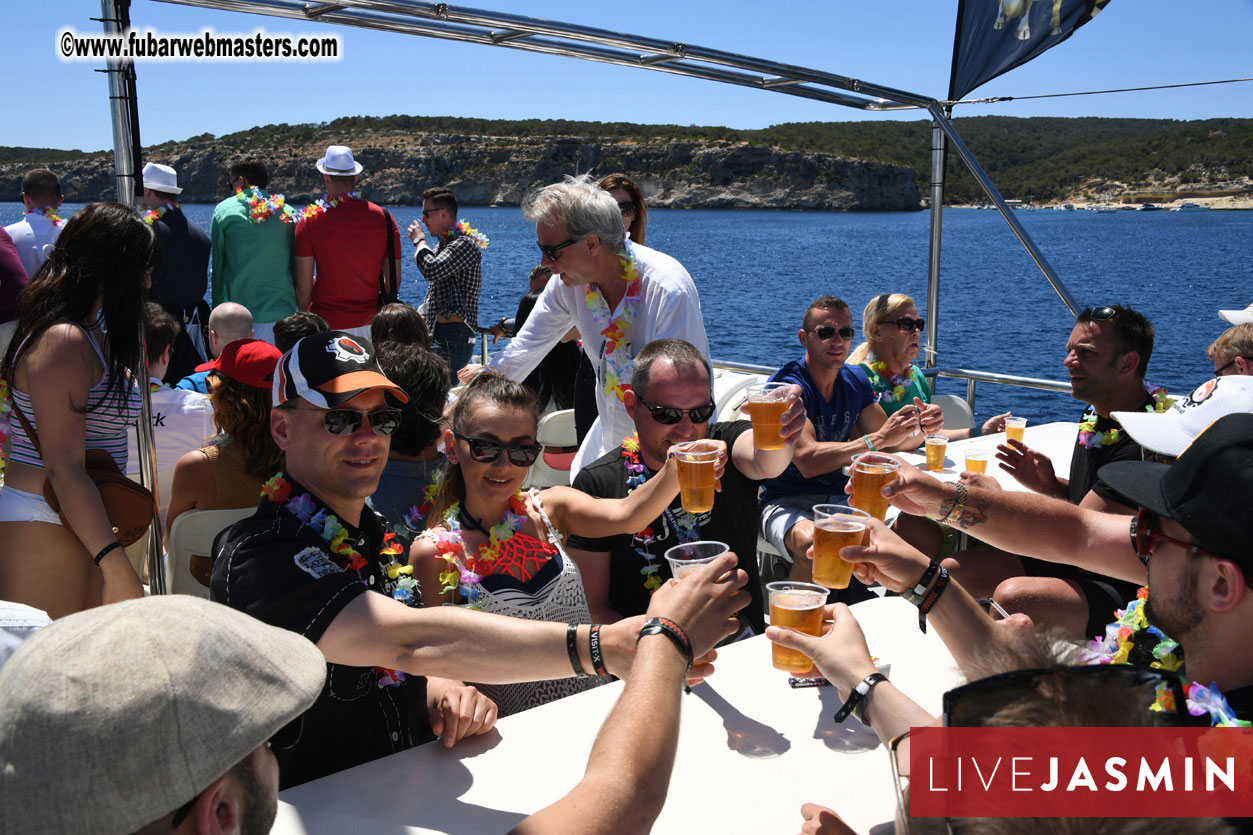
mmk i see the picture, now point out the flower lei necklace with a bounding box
[865,353,911,404]
[0,380,12,478]
[27,205,63,226]
[432,492,555,606]
[622,434,698,592]
[262,472,415,688]
[447,219,489,249]
[236,186,295,224]
[1078,383,1173,449]
[403,466,445,532]
[1088,587,1251,727]
[584,247,642,403]
[142,201,179,225]
[298,191,355,222]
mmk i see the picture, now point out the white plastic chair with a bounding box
[525,409,578,489]
[932,394,976,433]
[714,370,768,423]
[166,506,257,597]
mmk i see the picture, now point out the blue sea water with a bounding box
[3,201,1248,425]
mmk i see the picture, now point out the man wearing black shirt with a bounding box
[213,332,732,788]
[567,339,805,633]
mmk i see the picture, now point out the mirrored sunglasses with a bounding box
[634,394,716,425]
[285,406,401,436]
[454,431,543,467]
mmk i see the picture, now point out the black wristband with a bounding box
[917,566,950,618]
[637,616,694,673]
[834,672,888,723]
[901,560,941,606]
[589,624,609,677]
[93,540,124,567]
[567,623,588,677]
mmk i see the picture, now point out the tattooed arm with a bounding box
[875,461,1146,585]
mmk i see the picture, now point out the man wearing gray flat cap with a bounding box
[0,595,325,835]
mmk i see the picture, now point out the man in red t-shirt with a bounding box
[294,145,402,335]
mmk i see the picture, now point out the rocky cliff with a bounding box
[0,131,922,211]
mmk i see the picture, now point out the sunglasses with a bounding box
[421,207,445,218]
[803,325,856,341]
[890,665,1188,834]
[617,200,636,215]
[1133,507,1220,565]
[453,431,543,467]
[1090,305,1119,322]
[285,406,402,436]
[634,394,716,425]
[879,316,926,333]
[537,237,581,262]
[1216,356,1250,376]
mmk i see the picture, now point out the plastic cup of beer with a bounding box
[767,581,827,673]
[964,448,989,474]
[1005,416,1027,444]
[674,444,718,514]
[746,382,790,451]
[849,453,900,521]
[664,540,729,580]
[811,505,871,589]
[924,435,948,472]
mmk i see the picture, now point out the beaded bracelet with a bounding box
[941,482,968,526]
[566,623,588,677]
[637,616,693,673]
[93,540,124,567]
[589,623,610,677]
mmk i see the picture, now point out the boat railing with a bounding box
[924,367,1071,414]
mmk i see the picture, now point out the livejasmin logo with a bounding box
[910,727,1253,818]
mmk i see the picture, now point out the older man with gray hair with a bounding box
[483,174,710,473]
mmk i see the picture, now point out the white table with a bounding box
[898,421,1078,493]
[272,597,964,834]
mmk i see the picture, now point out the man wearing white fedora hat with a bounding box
[143,161,211,383]
[294,145,402,338]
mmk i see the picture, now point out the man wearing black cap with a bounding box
[876,413,1253,719]
[213,331,749,787]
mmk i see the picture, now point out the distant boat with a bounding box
[1171,201,1210,212]
[1089,204,1116,213]
[1136,202,1163,211]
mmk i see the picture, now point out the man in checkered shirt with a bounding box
[407,186,481,381]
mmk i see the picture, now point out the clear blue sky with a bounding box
[3,0,1251,151]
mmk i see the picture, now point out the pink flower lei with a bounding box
[142,201,179,225]
[236,186,295,224]
[262,472,416,688]
[584,246,642,403]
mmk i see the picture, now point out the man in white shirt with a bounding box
[128,303,217,523]
[484,175,709,475]
[3,169,63,279]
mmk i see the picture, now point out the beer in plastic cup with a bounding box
[811,505,871,589]
[924,435,948,472]
[767,581,827,673]
[964,448,989,474]
[849,453,900,521]
[1005,416,1027,443]
[675,445,718,513]
[664,540,729,580]
[746,382,790,451]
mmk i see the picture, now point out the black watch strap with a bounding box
[834,672,888,724]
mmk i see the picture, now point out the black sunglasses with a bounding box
[537,237,581,262]
[453,431,543,467]
[944,664,1190,728]
[1090,305,1119,322]
[804,325,856,341]
[285,406,402,436]
[1134,507,1220,565]
[879,316,926,333]
[634,394,716,425]
[421,207,445,218]
[1216,356,1250,376]
[617,200,636,215]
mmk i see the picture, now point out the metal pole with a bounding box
[924,116,947,370]
[927,103,1081,319]
[134,324,167,594]
[100,0,140,206]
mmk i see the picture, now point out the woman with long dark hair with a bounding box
[0,202,152,617]
[598,172,649,245]
[409,371,704,716]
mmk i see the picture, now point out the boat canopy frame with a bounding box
[102,0,1087,588]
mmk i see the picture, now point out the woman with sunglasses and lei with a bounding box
[850,293,1009,444]
[409,372,688,716]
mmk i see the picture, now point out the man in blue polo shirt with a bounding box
[759,295,922,597]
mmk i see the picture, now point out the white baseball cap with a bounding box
[1111,376,1253,456]
[1219,303,1253,325]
